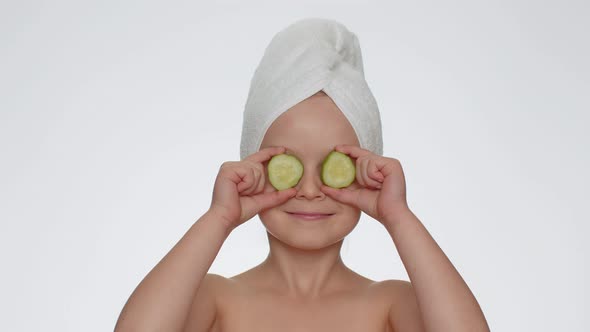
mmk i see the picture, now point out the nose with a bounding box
[294,167,326,200]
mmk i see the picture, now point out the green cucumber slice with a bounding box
[267,154,304,190]
[321,151,356,188]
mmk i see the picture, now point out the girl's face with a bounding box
[258,91,362,250]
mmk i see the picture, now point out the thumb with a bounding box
[252,188,297,213]
[321,185,360,209]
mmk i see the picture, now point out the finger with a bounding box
[334,144,372,159]
[253,167,265,194]
[248,188,297,213]
[321,185,361,209]
[237,167,255,193]
[361,158,380,189]
[363,159,382,189]
[244,146,286,164]
[356,158,366,187]
[243,167,260,196]
[368,160,385,183]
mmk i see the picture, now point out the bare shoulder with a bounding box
[366,279,413,307]
[183,273,231,332]
[374,278,412,292]
[203,272,231,289]
[376,279,426,332]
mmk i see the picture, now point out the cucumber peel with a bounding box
[267,154,304,190]
[321,151,356,188]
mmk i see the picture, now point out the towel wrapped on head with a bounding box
[240,17,383,160]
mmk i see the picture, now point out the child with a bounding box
[115,18,489,332]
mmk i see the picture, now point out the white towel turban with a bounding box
[239,17,383,160]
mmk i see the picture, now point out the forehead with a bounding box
[260,95,360,156]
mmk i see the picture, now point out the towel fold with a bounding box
[240,17,383,160]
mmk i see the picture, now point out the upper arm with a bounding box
[387,280,426,332]
[182,273,225,332]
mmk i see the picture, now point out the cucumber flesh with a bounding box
[321,151,356,188]
[267,154,304,190]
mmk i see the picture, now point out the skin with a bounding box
[254,89,367,298]
[115,90,489,331]
[206,90,489,331]
[203,90,424,331]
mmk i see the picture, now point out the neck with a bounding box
[259,231,352,300]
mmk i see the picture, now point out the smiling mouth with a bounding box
[287,212,334,220]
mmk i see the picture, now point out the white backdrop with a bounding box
[1,1,588,331]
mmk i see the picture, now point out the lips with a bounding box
[287,211,334,220]
[287,211,334,216]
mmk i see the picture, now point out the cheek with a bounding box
[343,206,362,224]
[258,205,285,228]
[258,209,289,241]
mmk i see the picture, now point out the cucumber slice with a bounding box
[267,154,304,190]
[321,151,356,188]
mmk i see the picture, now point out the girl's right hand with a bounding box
[208,146,297,232]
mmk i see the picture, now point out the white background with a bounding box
[1,1,588,331]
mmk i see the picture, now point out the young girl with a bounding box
[115,19,489,332]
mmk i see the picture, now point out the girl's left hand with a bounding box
[320,144,409,224]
